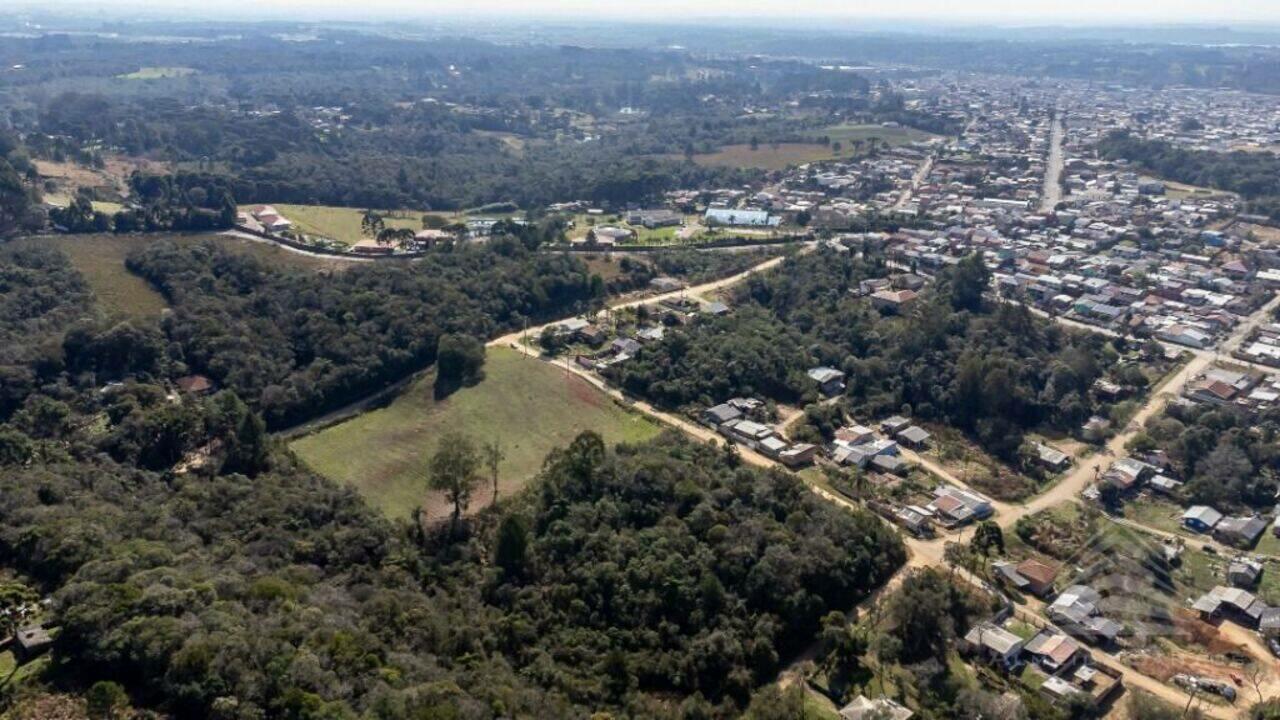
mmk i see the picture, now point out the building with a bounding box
[1228,558,1263,589]
[1034,442,1071,472]
[1048,585,1124,645]
[1182,505,1223,533]
[963,622,1026,671]
[1024,631,1087,674]
[15,625,53,661]
[1214,515,1267,548]
[703,403,743,427]
[896,425,931,449]
[1015,559,1060,598]
[703,207,778,227]
[870,288,918,313]
[1192,586,1270,628]
[807,367,847,396]
[627,209,682,228]
[838,696,913,720]
[927,485,994,527]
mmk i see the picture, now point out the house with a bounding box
[1260,608,1280,638]
[963,622,1025,671]
[870,288,918,313]
[880,416,912,435]
[993,561,1031,592]
[719,419,775,448]
[14,625,53,661]
[1024,631,1087,674]
[927,485,994,526]
[1048,585,1124,644]
[175,374,214,395]
[894,506,934,538]
[1034,443,1071,472]
[778,443,819,468]
[835,424,876,445]
[896,425,931,449]
[1041,675,1087,704]
[610,338,642,357]
[808,367,847,396]
[1182,505,1223,533]
[1101,456,1155,493]
[649,276,684,292]
[578,324,608,347]
[838,696,913,720]
[1214,515,1267,548]
[703,403,743,427]
[1149,474,1183,495]
[1228,558,1263,589]
[1015,559,1060,598]
[701,301,731,316]
[870,453,907,476]
[1191,586,1270,627]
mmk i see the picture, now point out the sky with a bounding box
[17,0,1280,26]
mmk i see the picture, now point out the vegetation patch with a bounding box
[290,347,662,519]
[271,203,457,245]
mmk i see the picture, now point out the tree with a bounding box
[434,334,486,399]
[428,432,482,534]
[360,209,385,238]
[970,521,1004,557]
[86,681,129,720]
[483,440,504,504]
[494,514,529,579]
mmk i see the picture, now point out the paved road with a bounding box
[893,154,934,211]
[1040,113,1066,212]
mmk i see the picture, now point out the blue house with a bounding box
[1183,505,1223,533]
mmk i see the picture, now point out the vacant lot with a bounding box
[18,233,339,318]
[824,123,938,147]
[118,66,197,80]
[290,347,662,520]
[271,204,458,245]
[685,125,934,171]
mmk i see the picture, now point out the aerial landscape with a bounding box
[5,1,1280,718]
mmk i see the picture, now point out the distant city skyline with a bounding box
[9,0,1280,26]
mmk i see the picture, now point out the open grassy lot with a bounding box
[290,348,662,520]
[270,204,460,245]
[118,66,197,80]
[17,233,340,318]
[683,125,934,171]
[824,123,938,147]
[17,235,169,319]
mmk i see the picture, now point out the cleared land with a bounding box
[17,233,339,318]
[271,204,459,245]
[685,124,935,170]
[118,66,197,80]
[290,347,663,520]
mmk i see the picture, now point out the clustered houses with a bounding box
[700,398,818,467]
[962,619,1124,707]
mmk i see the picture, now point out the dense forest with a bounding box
[1130,401,1280,511]
[607,248,1124,461]
[1096,131,1280,220]
[125,238,605,428]
[0,242,905,717]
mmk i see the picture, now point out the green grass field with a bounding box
[118,66,197,80]
[824,123,937,147]
[18,233,339,319]
[290,348,662,520]
[271,204,460,245]
[19,235,169,319]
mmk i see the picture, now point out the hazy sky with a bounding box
[19,0,1280,25]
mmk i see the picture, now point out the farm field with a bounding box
[18,233,340,318]
[289,347,663,521]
